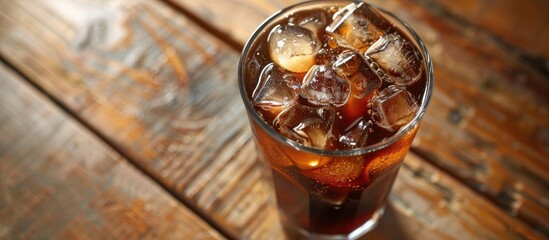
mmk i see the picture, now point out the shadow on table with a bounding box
[280,202,410,240]
[359,203,410,240]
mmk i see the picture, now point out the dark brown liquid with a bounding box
[243,2,427,236]
[273,165,399,235]
[251,117,417,235]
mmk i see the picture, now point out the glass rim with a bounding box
[238,0,434,157]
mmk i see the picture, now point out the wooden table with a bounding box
[1,0,548,239]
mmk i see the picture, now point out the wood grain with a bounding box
[375,153,541,240]
[169,0,549,235]
[418,0,549,60]
[0,64,223,239]
[0,0,545,239]
[0,0,282,238]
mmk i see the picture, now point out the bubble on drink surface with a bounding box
[371,85,419,132]
[252,63,298,109]
[301,65,350,107]
[274,104,335,149]
[366,33,423,85]
[339,118,372,148]
[269,24,320,73]
[332,51,381,99]
[326,2,384,52]
[301,157,365,188]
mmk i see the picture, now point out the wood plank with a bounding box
[371,153,541,240]
[0,0,545,239]
[169,0,549,235]
[0,0,281,239]
[417,0,549,60]
[0,64,223,239]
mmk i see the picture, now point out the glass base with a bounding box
[284,206,385,240]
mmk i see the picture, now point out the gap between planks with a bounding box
[160,0,244,52]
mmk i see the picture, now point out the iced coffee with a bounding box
[239,1,433,238]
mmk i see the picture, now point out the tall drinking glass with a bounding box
[238,1,433,239]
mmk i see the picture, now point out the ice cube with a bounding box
[254,128,294,168]
[333,50,360,78]
[274,104,335,149]
[315,34,354,66]
[339,118,372,148]
[366,34,423,85]
[326,2,384,52]
[332,51,381,99]
[290,11,328,35]
[269,24,320,73]
[282,148,332,170]
[371,85,419,131]
[301,157,365,188]
[252,63,298,108]
[282,71,302,90]
[330,51,382,122]
[365,137,410,180]
[363,55,392,84]
[300,65,350,107]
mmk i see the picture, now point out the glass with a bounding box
[238,1,433,239]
